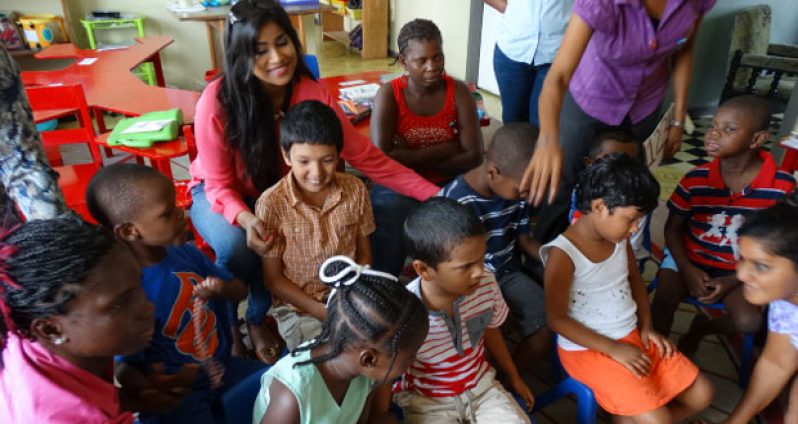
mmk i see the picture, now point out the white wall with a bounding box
[389,0,472,80]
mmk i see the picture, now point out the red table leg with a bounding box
[781,146,798,173]
[151,52,166,87]
[153,158,173,179]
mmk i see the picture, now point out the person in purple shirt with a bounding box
[521,0,717,244]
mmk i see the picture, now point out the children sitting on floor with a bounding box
[651,95,797,355]
[86,164,266,424]
[541,153,713,422]
[374,197,534,424]
[256,100,375,351]
[0,217,159,423]
[725,195,798,423]
[252,255,428,424]
[568,129,651,262]
[440,122,549,373]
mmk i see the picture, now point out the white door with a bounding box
[477,4,502,95]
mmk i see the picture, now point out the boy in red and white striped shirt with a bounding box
[372,198,533,423]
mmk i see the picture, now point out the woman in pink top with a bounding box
[0,218,196,423]
[188,0,439,362]
[523,0,717,245]
[369,19,482,276]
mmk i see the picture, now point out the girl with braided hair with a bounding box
[0,217,185,423]
[252,255,428,424]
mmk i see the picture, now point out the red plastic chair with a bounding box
[25,84,102,221]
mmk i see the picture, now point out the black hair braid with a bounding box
[293,257,428,383]
[397,18,442,55]
[0,217,116,347]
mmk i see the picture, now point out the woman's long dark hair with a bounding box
[219,0,316,191]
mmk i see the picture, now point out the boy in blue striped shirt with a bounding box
[440,123,549,373]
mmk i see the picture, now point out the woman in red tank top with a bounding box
[371,19,483,185]
[369,19,483,277]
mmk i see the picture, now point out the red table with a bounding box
[779,138,798,173]
[319,70,385,138]
[21,36,200,130]
[319,70,492,139]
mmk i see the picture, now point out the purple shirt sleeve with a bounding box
[573,0,618,33]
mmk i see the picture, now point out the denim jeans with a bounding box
[370,184,421,277]
[493,45,550,127]
[189,183,271,324]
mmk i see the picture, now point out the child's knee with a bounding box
[686,374,713,410]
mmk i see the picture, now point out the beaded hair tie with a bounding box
[192,297,225,388]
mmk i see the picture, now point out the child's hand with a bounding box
[120,363,200,413]
[510,375,535,411]
[609,341,651,378]
[698,276,738,304]
[683,265,711,299]
[194,276,226,300]
[640,327,675,359]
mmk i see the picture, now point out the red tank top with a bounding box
[391,74,458,149]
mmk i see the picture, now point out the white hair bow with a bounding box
[319,256,398,306]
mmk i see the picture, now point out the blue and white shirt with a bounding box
[496,0,574,65]
[440,175,530,277]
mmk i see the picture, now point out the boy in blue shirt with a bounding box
[87,163,267,423]
[440,122,549,373]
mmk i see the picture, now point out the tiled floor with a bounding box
[53,18,793,424]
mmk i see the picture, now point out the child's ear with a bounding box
[281,149,292,167]
[590,198,607,215]
[114,222,140,242]
[398,53,407,69]
[358,348,379,369]
[750,130,769,150]
[486,161,500,180]
[412,259,434,281]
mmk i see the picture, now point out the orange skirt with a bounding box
[558,329,699,416]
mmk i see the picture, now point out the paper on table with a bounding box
[339,79,366,86]
[78,58,98,66]
[339,83,380,101]
[122,119,175,134]
[783,136,798,150]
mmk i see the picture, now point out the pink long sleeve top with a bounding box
[189,76,440,224]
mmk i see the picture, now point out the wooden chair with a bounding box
[25,84,102,221]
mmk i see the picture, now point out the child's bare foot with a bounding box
[248,320,283,364]
[677,314,709,357]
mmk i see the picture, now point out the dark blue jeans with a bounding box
[139,356,267,424]
[370,184,421,277]
[493,44,550,127]
[189,183,271,325]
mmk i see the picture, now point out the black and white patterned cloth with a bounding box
[0,46,67,224]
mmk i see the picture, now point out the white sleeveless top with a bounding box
[540,235,637,351]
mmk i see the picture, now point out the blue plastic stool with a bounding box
[532,376,598,424]
[303,54,320,79]
[648,278,756,388]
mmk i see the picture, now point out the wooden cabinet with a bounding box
[322,0,387,60]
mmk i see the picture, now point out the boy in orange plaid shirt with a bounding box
[255,100,375,350]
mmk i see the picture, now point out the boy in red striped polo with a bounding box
[651,95,796,356]
[372,198,533,423]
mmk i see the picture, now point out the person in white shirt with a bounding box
[483,0,573,126]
